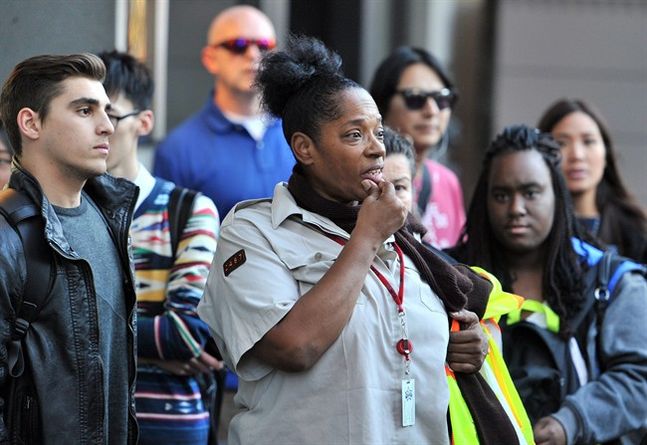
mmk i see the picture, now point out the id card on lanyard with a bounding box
[326,234,415,427]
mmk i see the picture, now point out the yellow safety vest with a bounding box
[446,267,535,445]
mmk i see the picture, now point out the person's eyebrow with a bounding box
[68,97,101,108]
[491,181,542,191]
[346,115,382,126]
[520,181,543,189]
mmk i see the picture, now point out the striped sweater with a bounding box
[131,172,219,444]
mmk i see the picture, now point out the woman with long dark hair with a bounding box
[538,98,647,263]
[450,125,647,445]
[369,47,465,249]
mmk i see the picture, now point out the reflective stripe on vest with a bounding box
[507,299,561,334]
[446,268,535,445]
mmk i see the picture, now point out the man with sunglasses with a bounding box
[154,5,294,221]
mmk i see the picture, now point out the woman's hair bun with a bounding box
[256,34,344,117]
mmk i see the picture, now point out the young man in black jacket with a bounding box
[0,53,139,444]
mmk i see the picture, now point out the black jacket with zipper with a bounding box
[0,166,139,444]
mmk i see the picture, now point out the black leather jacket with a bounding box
[0,166,139,444]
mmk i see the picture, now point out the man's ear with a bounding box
[201,46,219,76]
[16,108,41,142]
[291,132,316,166]
[136,110,155,137]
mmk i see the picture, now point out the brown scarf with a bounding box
[287,167,520,445]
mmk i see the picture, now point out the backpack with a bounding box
[168,186,225,445]
[0,188,55,444]
[501,247,645,425]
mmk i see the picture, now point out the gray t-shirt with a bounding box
[54,193,129,444]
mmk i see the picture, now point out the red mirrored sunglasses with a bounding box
[212,37,276,55]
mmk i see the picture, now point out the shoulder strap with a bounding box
[168,187,199,259]
[592,249,644,370]
[416,162,432,215]
[594,249,644,309]
[0,189,54,378]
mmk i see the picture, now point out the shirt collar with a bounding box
[203,90,281,134]
[132,163,156,212]
[270,182,395,243]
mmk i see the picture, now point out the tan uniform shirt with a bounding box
[198,183,450,445]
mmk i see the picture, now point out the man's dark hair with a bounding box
[98,50,154,111]
[0,122,11,155]
[0,53,106,157]
[451,124,585,336]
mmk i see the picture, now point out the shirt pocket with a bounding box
[286,252,367,305]
[404,265,445,314]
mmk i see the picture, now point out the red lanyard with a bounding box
[325,234,413,362]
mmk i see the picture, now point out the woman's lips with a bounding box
[361,167,383,184]
[413,123,438,134]
[565,169,588,180]
[505,224,530,235]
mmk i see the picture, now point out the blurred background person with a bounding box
[153,5,294,220]
[369,46,465,249]
[0,124,11,189]
[449,125,647,445]
[383,126,416,214]
[538,98,647,263]
[100,50,222,445]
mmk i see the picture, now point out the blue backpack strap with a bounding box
[572,237,645,303]
[0,189,54,378]
[573,238,646,371]
[608,258,645,293]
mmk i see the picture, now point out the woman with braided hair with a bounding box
[197,35,521,444]
[449,125,647,445]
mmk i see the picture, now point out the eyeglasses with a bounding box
[107,110,141,128]
[0,158,11,168]
[211,37,276,55]
[396,88,457,111]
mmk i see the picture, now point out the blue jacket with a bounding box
[154,94,295,220]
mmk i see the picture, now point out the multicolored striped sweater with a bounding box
[131,171,219,445]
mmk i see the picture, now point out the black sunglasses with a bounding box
[212,37,276,55]
[107,110,141,128]
[396,88,457,111]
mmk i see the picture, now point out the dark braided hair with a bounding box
[450,124,585,336]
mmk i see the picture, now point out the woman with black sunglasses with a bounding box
[370,47,464,250]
